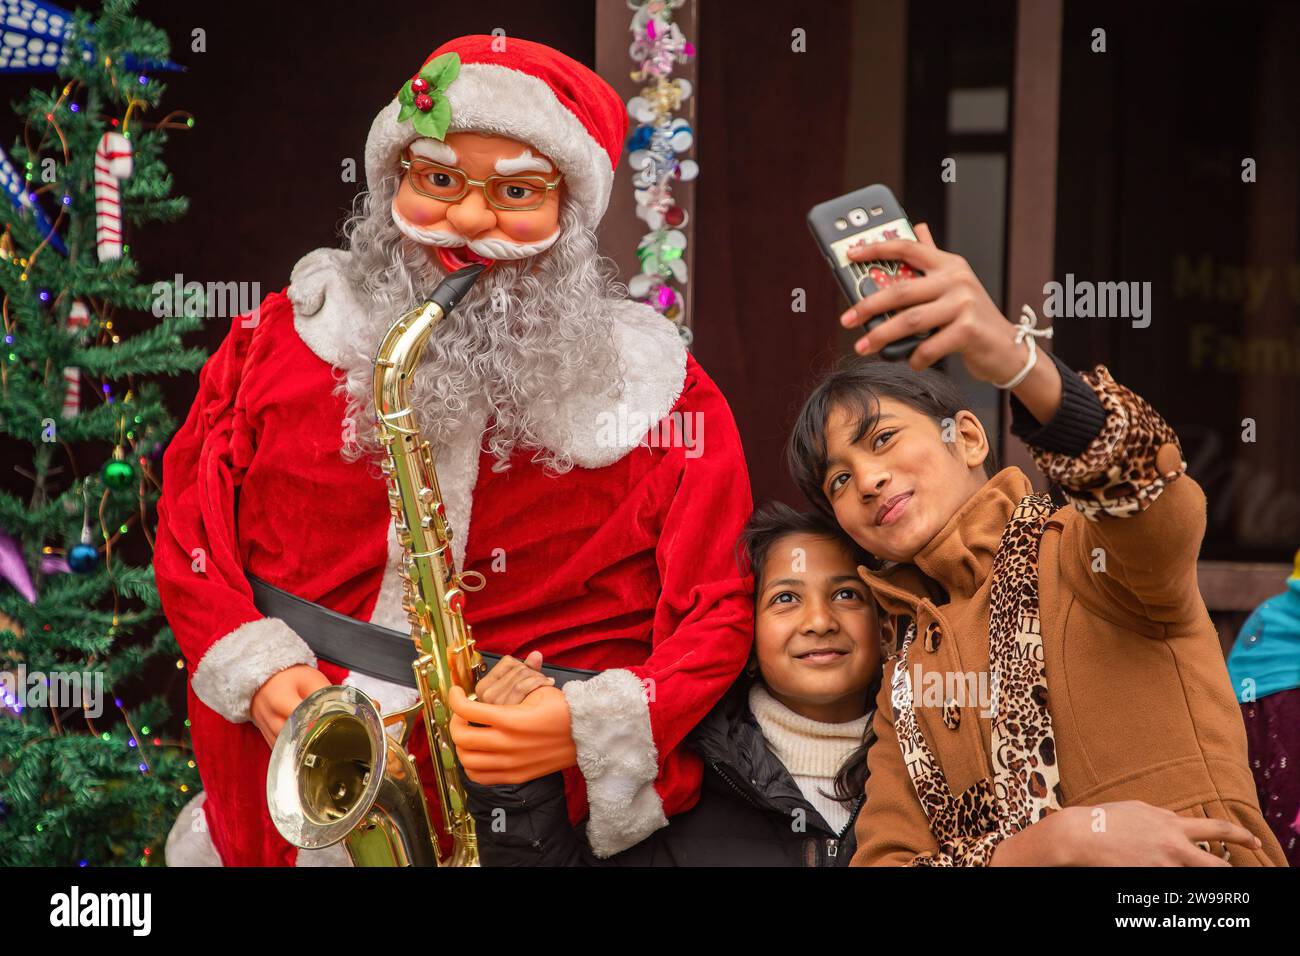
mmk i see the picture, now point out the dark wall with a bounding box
[690,0,855,508]
[1054,0,1300,562]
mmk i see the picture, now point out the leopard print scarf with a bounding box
[891,491,1064,865]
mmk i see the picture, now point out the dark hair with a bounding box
[787,357,997,519]
[738,501,879,807]
[831,693,878,805]
[737,501,870,583]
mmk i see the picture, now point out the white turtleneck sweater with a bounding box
[747,683,871,834]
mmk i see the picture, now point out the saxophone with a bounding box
[267,264,489,867]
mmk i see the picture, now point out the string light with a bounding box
[4,20,204,871]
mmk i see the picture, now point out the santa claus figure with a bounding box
[157,34,754,866]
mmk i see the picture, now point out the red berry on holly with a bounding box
[415,93,434,112]
[664,205,685,227]
[411,77,429,94]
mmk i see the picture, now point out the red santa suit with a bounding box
[157,36,755,866]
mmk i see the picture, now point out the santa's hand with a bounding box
[448,684,578,784]
[474,651,554,706]
[840,222,1034,383]
[250,664,331,750]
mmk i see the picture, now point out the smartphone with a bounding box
[807,184,927,361]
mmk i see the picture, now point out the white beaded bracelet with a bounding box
[994,305,1054,390]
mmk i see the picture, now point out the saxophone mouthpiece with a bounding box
[431,264,487,316]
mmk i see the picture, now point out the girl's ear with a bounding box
[954,409,990,471]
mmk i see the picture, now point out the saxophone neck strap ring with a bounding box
[458,570,487,592]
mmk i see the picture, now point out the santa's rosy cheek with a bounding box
[500,216,557,242]
[394,189,445,226]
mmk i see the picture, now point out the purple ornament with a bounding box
[0,530,35,604]
[40,556,71,575]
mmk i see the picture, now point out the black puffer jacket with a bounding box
[464,678,868,866]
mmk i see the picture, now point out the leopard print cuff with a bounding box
[1026,364,1186,521]
[908,831,1005,867]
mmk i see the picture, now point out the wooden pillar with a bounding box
[1002,0,1063,483]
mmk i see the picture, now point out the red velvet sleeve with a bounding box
[561,357,755,857]
[632,362,755,778]
[154,298,316,724]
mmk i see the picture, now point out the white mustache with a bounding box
[390,202,561,260]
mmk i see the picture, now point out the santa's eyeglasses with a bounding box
[399,150,564,212]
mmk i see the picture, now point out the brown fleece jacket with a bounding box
[851,366,1285,866]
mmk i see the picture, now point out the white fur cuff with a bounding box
[563,668,668,858]
[189,617,317,724]
[164,791,224,866]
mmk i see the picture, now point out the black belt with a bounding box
[247,573,596,689]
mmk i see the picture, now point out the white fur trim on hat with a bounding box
[365,63,615,228]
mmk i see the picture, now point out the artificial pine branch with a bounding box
[0,0,205,867]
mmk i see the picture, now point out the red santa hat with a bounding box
[365,35,626,229]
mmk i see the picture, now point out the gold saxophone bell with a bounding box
[267,265,489,867]
[267,685,439,867]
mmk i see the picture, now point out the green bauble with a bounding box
[103,458,135,491]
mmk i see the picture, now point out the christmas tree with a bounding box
[0,0,205,866]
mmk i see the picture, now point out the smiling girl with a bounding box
[461,504,883,866]
[787,224,1285,867]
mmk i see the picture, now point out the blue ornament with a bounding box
[0,0,72,72]
[68,542,98,574]
[0,144,67,254]
[628,125,654,152]
[0,2,185,75]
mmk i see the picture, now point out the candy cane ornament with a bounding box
[62,301,89,418]
[95,132,133,261]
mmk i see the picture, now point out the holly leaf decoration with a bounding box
[396,52,460,138]
[412,96,452,140]
[419,52,461,91]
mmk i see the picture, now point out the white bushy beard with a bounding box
[334,172,626,474]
